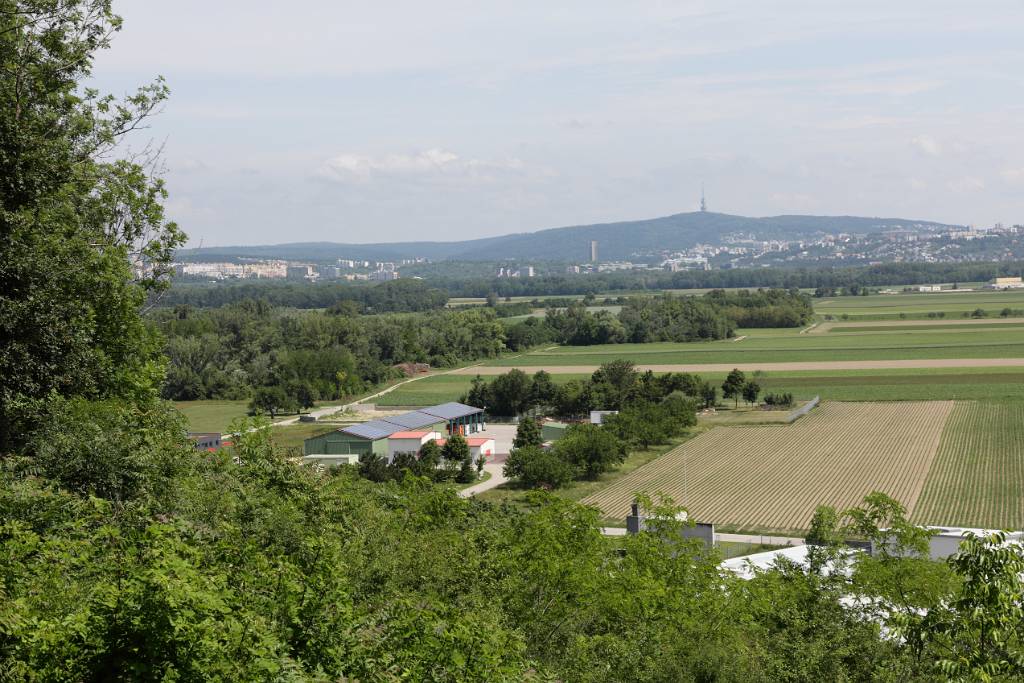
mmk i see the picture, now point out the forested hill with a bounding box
[177,212,960,263]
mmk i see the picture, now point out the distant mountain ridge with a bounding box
[177,212,961,263]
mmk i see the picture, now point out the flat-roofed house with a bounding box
[435,436,496,461]
[387,431,442,460]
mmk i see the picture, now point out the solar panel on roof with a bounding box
[341,420,402,440]
[420,402,483,420]
[381,411,442,429]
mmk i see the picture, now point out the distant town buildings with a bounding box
[987,276,1024,290]
[590,240,599,262]
[286,265,315,281]
[497,266,535,278]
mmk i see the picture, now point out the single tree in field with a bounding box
[250,385,294,418]
[742,381,761,407]
[722,368,747,408]
[513,418,543,449]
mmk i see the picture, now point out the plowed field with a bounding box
[580,401,955,532]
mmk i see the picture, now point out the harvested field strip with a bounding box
[912,402,1024,529]
[580,401,954,532]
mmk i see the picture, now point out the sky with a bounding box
[91,1,1024,247]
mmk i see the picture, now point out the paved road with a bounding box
[459,453,510,498]
[274,364,483,428]
[451,358,1024,375]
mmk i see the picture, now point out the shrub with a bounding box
[503,447,577,489]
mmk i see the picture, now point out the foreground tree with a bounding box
[0,1,184,452]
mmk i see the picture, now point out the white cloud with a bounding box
[908,177,928,190]
[946,176,985,192]
[316,149,525,182]
[1001,168,1024,184]
[823,79,944,97]
[911,135,942,156]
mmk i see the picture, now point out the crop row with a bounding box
[912,402,1024,530]
[581,401,955,533]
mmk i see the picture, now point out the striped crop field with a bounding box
[912,402,1024,529]
[580,401,955,533]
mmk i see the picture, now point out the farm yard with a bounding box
[579,401,955,533]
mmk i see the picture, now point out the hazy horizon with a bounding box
[92,1,1024,247]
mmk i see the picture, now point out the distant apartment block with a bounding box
[286,265,315,281]
[369,269,399,281]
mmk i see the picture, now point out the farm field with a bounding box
[579,401,955,533]
[378,366,1024,407]
[173,400,255,433]
[815,289,1024,320]
[912,401,1024,529]
[479,327,1024,368]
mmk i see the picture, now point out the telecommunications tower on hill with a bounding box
[700,183,707,212]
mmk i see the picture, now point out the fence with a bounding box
[785,396,820,423]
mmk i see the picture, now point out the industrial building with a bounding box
[302,402,485,464]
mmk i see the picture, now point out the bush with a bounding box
[763,392,795,408]
[554,424,627,478]
[503,447,577,489]
[27,398,192,504]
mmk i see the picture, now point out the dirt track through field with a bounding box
[452,358,1024,375]
[580,401,955,532]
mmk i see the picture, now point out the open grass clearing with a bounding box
[579,401,955,533]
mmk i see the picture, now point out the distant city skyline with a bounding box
[92,1,1024,246]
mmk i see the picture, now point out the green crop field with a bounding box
[814,289,1024,320]
[375,366,1024,407]
[174,400,254,433]
[482,331,1024,367]
[912,401,1024,529]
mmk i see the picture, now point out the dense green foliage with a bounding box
[155,302,506,402]
[466,361,717,419]
[504,289,812,349]
[157,278,449,312]
[0,0,184,451]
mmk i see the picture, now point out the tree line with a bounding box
[411,259,1024,298]
[503,289,812,349]
[156,278,449,313]
[154,301,505,404]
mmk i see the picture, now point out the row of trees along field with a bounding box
[3,4,1024,679]
[503,289,813,349]
[463,360,721,419]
